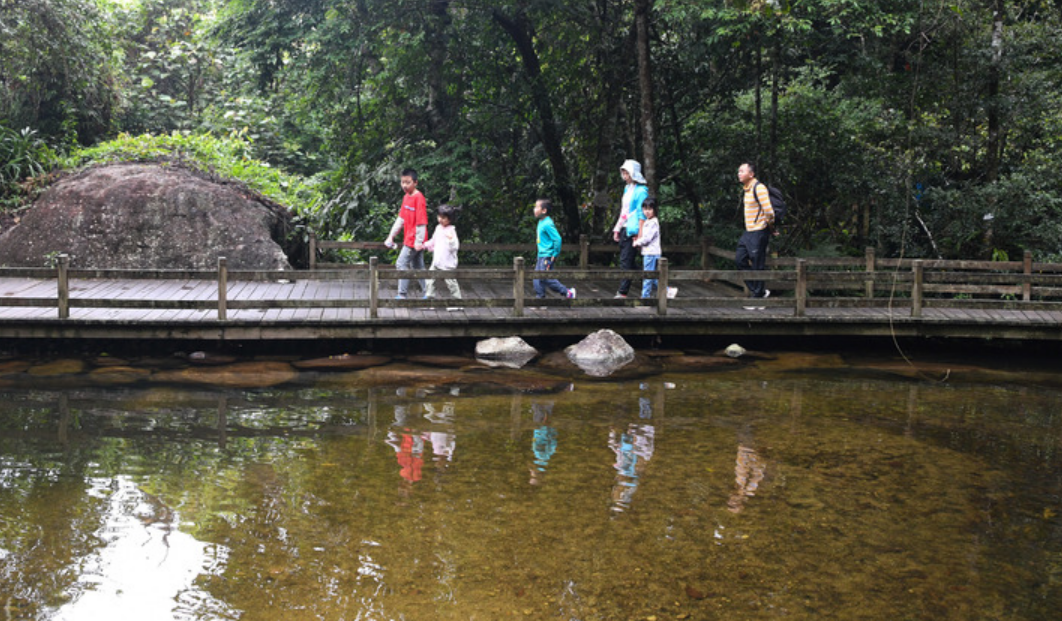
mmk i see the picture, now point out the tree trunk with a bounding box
[755,42,762,155]
[492,8,582,238]
[985,0,1003,184]
[662,77,704,237]
[590,92,621,238]
[634,0,658,195]
[425,0,453,136]
[769,36,780,179]
[983,0,1004,254]
[591,18,637,239]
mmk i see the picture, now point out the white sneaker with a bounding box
[743,289,770,309]
[567,288,576,299]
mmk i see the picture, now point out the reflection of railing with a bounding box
[2,248,1061,321]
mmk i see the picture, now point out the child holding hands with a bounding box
[423,204,462,309]
[633,197,661,299]
[383,168,428,299]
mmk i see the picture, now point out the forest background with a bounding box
[2,0,1061,265]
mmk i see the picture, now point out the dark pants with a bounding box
[735,228,770,298]
[533,257,570,298]
[617,229,636,295]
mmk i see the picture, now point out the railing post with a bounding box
[217,256,227,321]
[911,260,924,318]
[579,235,589,270]
[865,247,875,299]
[657,258,668,315]
[700,237,710,270]
[309,231,317,271]
[513,257,525,317]
[1023,250,1032,302]
[57,253,69,319]
[369,256,379,319]
[795,258,807,317]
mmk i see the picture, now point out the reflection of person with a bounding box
[735,162,774,308]
[532,199,576,302]
[385,428,424,485]
[609,422,655,513]
[384,168,428,299]
[612,160,648,299]
[529,401,557,486]
[423,401,456,478]
[726,444,766,513]
[423,204,462,308]
[385,389,428,491]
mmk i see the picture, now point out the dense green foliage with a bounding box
[0,124,57,210]
[63,132,324,212]
[2,0,1061,262]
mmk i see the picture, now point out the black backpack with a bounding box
[752,182,787,228]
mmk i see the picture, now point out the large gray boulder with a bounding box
[565,329,635,377]
[0,163,303,270]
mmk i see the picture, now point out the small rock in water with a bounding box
[724,343,746,358]
[187,351,238,365]
[475,336,538,368]
[475,336,538,359]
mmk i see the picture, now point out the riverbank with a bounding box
[4,335,1062,393]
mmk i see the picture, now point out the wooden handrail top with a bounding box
[315,239,709,254]
[375,268,657,281]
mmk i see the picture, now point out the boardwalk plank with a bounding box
[6,279,59,299]
[261,308,284,322]
[118,279,168,300]
[80,278,140,301]
[277,279,312,321]
[226,280,254,300]
[0,277,51,298]
[151,279,188,302]
[237,280,266,302]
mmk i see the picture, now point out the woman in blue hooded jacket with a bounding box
[611,160,649,298]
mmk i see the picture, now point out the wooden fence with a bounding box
[308,232,715,271]
[2,244,1062,322]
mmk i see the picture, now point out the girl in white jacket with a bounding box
[423,204,462,309]
[632,198,661,299]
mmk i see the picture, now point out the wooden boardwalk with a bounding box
[3,266,1062,342]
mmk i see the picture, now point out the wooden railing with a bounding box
[308,232,715,270]
[2,248,1061,321]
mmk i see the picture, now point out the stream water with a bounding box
[1,347,1061,620]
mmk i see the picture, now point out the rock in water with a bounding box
[565,329,635,377]
[0,163,303,269]
[475,337,538,368]
[725,343,746,358]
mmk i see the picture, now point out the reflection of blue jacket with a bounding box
[536,216,563,258]
[614,432,637,477]
[533,425,558,470]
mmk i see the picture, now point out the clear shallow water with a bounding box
[1,352,1061,620]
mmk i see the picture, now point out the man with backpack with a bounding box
[735,162,775,309]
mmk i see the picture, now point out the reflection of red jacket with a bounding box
[396,432,424,483]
